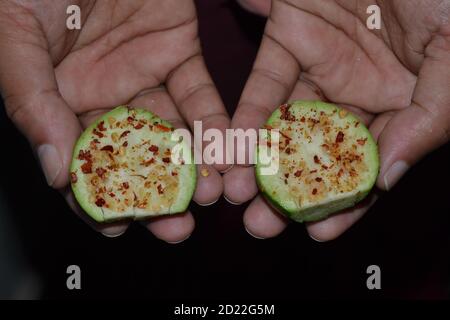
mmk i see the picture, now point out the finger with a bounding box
[167,55,231,172]
[232,34,300,163]
[143,211,195,244]
[63,188,129,237]
[369,111,395,141]
[0,17,81,189]
[194,164,223,206]
[306,193,378,242]
[243,196,289,239]
[223,166,257,204]
[375,35,450,191]
[236,0,271,16]
[225,35,299,206]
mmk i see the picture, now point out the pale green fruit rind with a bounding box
[256,100,379,223]
[70,106,196,223]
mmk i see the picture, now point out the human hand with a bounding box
[227,0,450,241]
[0,0,230,242]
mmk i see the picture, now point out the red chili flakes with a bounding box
[93,128,104,138]
[337,169,344,177]
[96,167,106,178]
[78,150,92,161]
[134,122,144,129]
[127,116,135,123]
[171,171,178,176]
[357,138,367,146]
[284,173,289,178]
[90,140,98,150]
[120,130,130,139]
[309,118,320,125]
[321,164,329,170]
[300,117,306,123]
[162,157,171,163]
[280,103,295,121]
[122,182,129,189]
[315,177,322,182]
[137,202,147,209]
[122,141,128,147]
[108,192,115,198]
[95,197,106,207]
[279,130,292,140]
[97,121,107,131]
[310,169,317,173]
[336,155,342,161]
[294,170,303,177]
[157,184,164,195]
[142,158,155,166]
[336,131,345,143]
[312,188,318,195]
[314,155,321,164]
[285,147,291,155]
[149,145,159,153]
[100,145,114,152]
[81,162,92,174]
[70,172,78,183]
[154,124,171,132]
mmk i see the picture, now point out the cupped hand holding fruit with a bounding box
[0,0,230,242]
[227,0,450,241]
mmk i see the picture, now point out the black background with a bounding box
[0,0,449,300]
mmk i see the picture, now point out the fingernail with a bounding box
[219,164,234,174]
[383,160,409,191]
[194,198,219,206]
[244,225,265,239]
[37,144,62,186]
[167,234,191,244]
[101,229,126,238]
[309,233,325,243]
[223,195,243,205]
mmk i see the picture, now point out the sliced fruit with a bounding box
[70,106,196,223]
[256,101,379,222]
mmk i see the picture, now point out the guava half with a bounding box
[70,106,196,223]
[255,101,379,223]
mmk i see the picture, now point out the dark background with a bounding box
[0,0,449,300]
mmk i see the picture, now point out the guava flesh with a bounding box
[256,101,379,222]
[70,106,196,223]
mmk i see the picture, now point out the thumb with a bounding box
[0,16,81,189]
[374,34,450,191]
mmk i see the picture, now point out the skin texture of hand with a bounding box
[227,0,450,241]
[0,0,230,242]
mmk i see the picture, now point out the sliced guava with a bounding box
[70,106,196,223]
[256,101,379,223]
